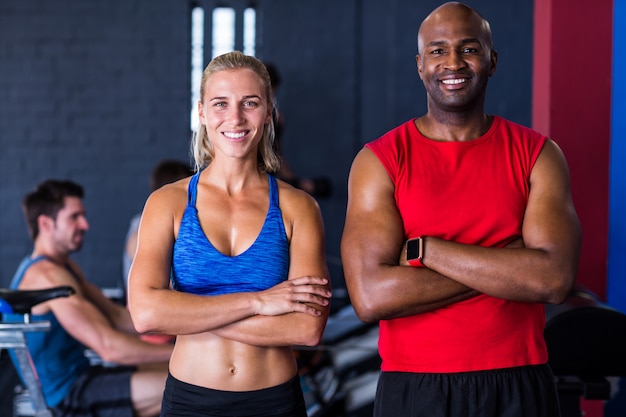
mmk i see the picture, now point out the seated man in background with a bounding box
[10,179,172,417]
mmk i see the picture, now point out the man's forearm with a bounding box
[421,237,576,304]
[345,263,479,322]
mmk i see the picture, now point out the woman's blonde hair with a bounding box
[191,51,280,173]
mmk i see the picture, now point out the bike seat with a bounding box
[0,286,75,315]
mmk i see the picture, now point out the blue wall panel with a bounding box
[608,0,626,312]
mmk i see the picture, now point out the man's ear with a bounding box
[38,214,54,234]
[416,54,424,80]
[489,49,498,76]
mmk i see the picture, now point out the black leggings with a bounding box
[160,373,307,417]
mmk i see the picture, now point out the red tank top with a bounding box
[366,116,548,373]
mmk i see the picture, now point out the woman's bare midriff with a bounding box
[168,332,298,391]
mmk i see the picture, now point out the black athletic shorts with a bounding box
[160,372,308,417]
[52,365,135,417]
[374,364,561,417]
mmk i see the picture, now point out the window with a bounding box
[190,4,257,131]
[243,7,256,56]
[190,6,205,131]
[211,7,236,58]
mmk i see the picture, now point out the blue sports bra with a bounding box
[171,172,289,295]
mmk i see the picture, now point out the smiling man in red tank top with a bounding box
[341,2,581,417]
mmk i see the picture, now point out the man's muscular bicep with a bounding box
[520,139,581,302]
[523,140,580,251]
[342,149,403,278]
[343,149,404,264]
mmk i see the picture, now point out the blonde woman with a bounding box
[128,51,331,417]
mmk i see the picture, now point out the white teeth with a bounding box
[224,131,245,139]
[442,78,466,85]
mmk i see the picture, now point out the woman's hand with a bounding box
[252,276,331,317]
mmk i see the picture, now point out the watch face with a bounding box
[407,238,421,260]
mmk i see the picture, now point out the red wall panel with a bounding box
[532,0,613,300]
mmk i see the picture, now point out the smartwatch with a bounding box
[406,237,425,267]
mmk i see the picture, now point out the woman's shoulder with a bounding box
[144,176,191,214]
[275,177,321,217]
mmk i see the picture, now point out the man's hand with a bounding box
[398,240,409,266]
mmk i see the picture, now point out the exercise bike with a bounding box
[0,286,75,417]
[296,289,381,417]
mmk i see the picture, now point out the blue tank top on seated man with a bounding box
[172,172,290,295]
[9,256,90,407]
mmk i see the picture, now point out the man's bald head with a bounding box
[417,2,493,55]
